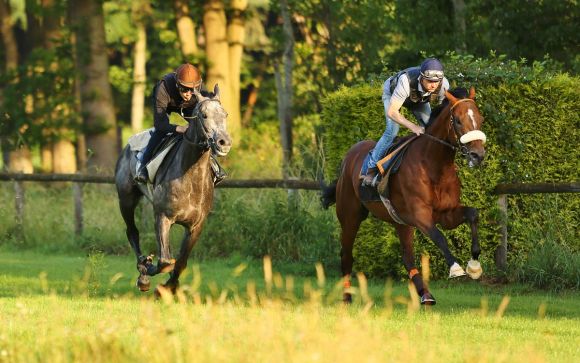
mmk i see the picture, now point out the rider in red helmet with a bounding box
[362,58,450,186]
[134,64,205,183]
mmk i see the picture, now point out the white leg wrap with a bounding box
[466,259,483,280]
[449,262,466,278]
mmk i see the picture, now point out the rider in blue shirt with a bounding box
[362,58,450,186]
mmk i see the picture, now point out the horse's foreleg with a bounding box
[395,224,435,305]
[163,225,203,293]
[154,214,175,274]
[415,214,465,278]
[439,206,482,279]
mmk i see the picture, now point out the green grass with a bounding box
[0,251,578,362]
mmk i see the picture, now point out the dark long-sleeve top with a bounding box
[153,73,200,134]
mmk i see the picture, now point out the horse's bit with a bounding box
[182,98,222,154]
[423,98,486,158]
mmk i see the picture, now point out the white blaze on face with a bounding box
[467,108,477,129]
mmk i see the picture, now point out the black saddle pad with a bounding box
[359,183,382,202]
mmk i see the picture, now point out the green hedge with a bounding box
[320,54,580,279]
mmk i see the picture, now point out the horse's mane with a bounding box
[427,87,469,125]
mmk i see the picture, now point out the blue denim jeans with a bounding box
[367,79,431,169]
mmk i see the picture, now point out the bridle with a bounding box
[182,98,223,154]
[423,98,485,158]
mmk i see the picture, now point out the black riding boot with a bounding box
[210,155,227,186]
[134,130,164,184]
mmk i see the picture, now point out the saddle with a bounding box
[127,129,226,185]
[359,135,418,200]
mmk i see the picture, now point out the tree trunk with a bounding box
[276,0,294,179]
[0,0,16,169]
[1,0,33,173]
[0,0,17,70]
[203,0,235,143]
[8,148,34,173]
[43,0,77,173]
[69,0,118,173]
[451,0,467,52]
[131,7,147,133]
[174,0,198,60]
[227,0,247,140]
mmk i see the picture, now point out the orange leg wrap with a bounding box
[409,268,419,279]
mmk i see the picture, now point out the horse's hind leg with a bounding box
[117,187,152,291]
[440,206,482,279]
[336,187,366,303]
[395,224,435,305]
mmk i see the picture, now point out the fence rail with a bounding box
[0,173,321,189]
[2,173,577,271]
[0,172,321,238]
[492,181,580,270]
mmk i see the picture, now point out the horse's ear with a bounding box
[445,91,458,104]
[469,87,476,99]
[213,84,220,100]
[193,88,207,102]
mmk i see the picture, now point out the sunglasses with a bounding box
[177,85,195,93]
[421,70,444,80]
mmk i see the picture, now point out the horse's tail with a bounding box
[320,179,337,209]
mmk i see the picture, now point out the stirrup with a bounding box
[362,169,379,187]
[134,166,149,184]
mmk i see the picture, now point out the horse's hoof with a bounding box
[449,262,466,278]
[343,293,353,304]
[420,292,436,305]
[137,275,150,292]
[466,259,483,280]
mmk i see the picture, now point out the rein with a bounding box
[181,98,221,154]
[422,97,478,156]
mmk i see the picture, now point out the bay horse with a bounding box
[115,85,232,294]
[322,87,486,305]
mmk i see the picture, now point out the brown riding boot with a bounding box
[362,167,379,187]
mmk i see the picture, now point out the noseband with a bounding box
[424,98,486,158]
[182,98,223,154]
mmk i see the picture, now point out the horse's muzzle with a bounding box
[213,132,232,157]
[467,150,485,167]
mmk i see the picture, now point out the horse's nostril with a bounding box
[470,152,483,162]
[219,139,226,146]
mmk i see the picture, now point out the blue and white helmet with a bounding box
[420,58,444,81]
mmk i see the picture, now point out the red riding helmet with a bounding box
[175,63,202,89]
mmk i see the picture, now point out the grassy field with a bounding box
[0,251,578,363]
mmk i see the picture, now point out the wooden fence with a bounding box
[1,173,578,270]
[0,172,320,237]
[492,182,580,270]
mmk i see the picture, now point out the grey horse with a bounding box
[115,85,232,294]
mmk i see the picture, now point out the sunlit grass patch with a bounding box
[0,252,578,362]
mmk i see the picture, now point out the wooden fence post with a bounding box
[495,194,508,271]
[73,182,83,236]
[14,181,24,237]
